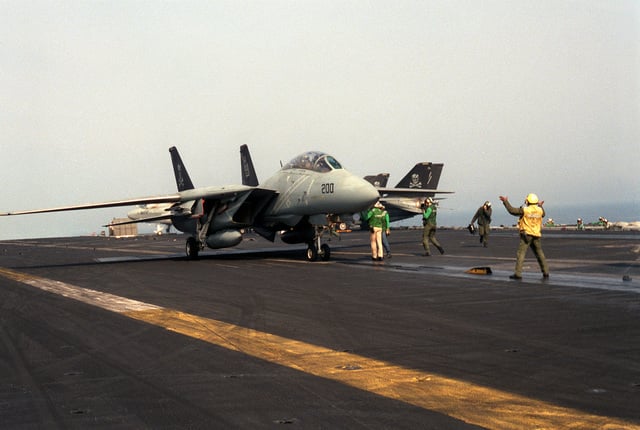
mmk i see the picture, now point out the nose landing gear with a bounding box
[306,242,331,261]
[305,226,333,261]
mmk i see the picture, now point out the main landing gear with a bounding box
[185,200,214,260]
[186,237,201,260]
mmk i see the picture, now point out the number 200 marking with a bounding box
[321,183,335,194]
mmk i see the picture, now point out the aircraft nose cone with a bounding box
[349,176,380,211]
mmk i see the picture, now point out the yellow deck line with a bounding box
[1,267,638,429]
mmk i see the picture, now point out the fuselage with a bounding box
[170,151,379,241]
[260,151,379,226]
[264,169,378,216]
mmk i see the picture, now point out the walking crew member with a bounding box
[470,201,492,247]
[499,193,549,280]
[422,197,444,256]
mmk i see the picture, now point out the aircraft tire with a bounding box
[186,237,199,260]
[320,244,331,261]
[306,244,318,262]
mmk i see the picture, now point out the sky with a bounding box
[1,1,638,240]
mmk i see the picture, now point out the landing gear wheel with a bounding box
[320,243,331,261]
[186,237,200,260]
[306,244,318,261]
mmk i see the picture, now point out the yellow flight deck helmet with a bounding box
[526,193,539,204]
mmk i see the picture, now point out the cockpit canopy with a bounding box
[282,151,343,173]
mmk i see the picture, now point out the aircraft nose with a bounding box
[349,176,380,211]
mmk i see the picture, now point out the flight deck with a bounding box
[0,228,639,429]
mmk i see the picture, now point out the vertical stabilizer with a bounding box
[395,162,443,190]
[240,144,259,186]
[169,147,195,191]
[364,173,390,188]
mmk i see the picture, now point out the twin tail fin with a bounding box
[169,146,195,191]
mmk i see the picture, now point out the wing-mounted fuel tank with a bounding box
[205,229,243,249]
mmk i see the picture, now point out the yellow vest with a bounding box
[518,205,544,237]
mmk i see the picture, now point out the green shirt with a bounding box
[423,205,437,225]
[366,207,387,229]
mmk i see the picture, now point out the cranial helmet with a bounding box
[526,193,539,204]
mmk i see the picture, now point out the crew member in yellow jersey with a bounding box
[499,193,550,280]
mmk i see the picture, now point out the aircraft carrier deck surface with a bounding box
[1,228,639,429]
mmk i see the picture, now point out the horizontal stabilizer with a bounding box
[104,214,175,227]
[377,188,454,197]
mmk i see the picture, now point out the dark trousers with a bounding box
[515,233,549,276]
[478,224,490,246]
[422,224,442,254]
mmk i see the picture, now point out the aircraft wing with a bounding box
[0,195,182,216]
[0,185,276,217]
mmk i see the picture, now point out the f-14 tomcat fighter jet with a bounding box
[1,146,379,261]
